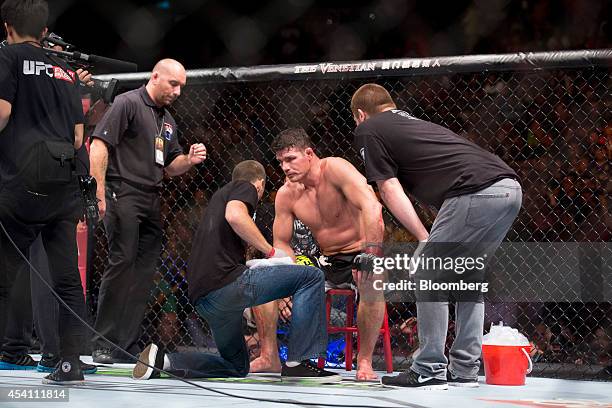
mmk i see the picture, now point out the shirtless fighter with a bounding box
[250,128,385,381]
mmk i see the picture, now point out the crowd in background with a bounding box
[262,0,610,65]
[49,1,610,70]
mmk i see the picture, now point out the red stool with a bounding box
[317,288,393,373]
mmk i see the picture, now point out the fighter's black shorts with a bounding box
[319,252,360,286]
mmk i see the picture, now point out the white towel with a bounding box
[246,257,294,269]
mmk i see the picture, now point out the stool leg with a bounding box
[382,306,393,373]
[345,294,354,371]
[317,357,325,369]
[318,293,332,369]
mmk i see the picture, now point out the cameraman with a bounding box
[0,0,87,385]
[29,35,98,374]
[0,33,97,375]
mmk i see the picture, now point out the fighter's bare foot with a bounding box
[249,356,282,373]
[356,361,378,382]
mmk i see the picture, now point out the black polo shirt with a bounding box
[354,110,518,210]
[187,180,258,302]
[92,86,183,187]
[0,43,84,184]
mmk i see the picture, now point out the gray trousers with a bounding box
[411,178,522,380]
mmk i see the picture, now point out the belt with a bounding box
[107,176,160,193]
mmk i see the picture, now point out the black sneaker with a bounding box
[381,370,448,390]
[38,354,97,374]
[132,344,163,380]
[281,361,342,384]
[447,371,479,388]
[0,353,38,370]
[92,348,114,364]
[42,357,84,385]
[92,348,135,364]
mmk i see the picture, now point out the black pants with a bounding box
[93,181,162,354]
[1,235,70,358]
[2,231,93,359]
[30,232,93,356]
[30,235,58,355]
[0,181,85,357]
[0,259,32,358]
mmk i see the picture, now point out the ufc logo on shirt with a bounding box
[23,60,75,83]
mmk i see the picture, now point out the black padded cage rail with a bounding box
[87,49,612,381]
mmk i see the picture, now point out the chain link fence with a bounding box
[88,50,611,380]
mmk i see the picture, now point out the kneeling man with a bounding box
[133,160,340,383]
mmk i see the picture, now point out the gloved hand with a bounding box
[352,252,380,282]
[267,247,289,259]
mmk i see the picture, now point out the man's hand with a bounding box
[76,68,94,87]
[412,240,427,265]
[188,143,207,165]
[406,239,428,275]
[97,194,106,220]
[278,297,292,322]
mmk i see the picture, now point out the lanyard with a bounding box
[150,108,164,139]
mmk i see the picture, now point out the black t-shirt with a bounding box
[354,110,518,209]
[0,43,84,184]
[91,86,183,187]
[187,180,259,302]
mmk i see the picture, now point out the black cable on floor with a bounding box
[0,220,400,408]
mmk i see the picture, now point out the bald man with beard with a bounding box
[90,59,207,364]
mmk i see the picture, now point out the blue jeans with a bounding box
[411,178,522,380]
[167,264,327,378]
